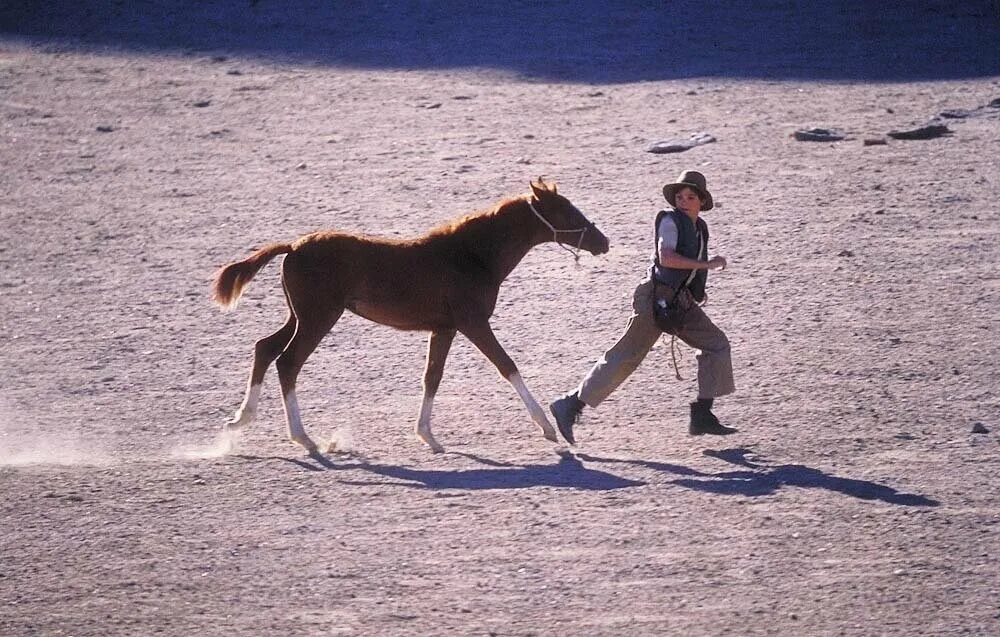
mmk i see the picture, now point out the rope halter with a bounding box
[527,198,591,262]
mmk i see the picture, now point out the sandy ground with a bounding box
[2,3,1000,636]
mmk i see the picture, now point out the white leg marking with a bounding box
[229,383,261,429]
[507,372,558,442]
[282,389,316,452]
[415,392,444,453]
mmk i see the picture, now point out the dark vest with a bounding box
[650,208,709,302]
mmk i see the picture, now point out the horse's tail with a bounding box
[212,242,293,310]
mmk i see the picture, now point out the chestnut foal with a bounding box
[212,179,609,454]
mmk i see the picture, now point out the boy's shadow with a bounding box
[576,448,938,506]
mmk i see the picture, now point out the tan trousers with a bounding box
[577,278,735,407]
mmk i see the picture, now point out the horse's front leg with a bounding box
[416,329,457,453]
[459,321,559,444]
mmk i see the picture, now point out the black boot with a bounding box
[689,400,737,436]
[549,391,584,445]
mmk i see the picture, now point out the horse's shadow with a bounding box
[235,449,646,491]
[576,448,939,507]
[234,446,938,505]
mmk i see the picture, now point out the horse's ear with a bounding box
[530,176,555,198]
[530,179,544,199]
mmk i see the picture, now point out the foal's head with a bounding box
[527,178,610,256]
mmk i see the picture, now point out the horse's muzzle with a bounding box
[587,227,610,255]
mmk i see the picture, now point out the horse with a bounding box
[212,178,609,454]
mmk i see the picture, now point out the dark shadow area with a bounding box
[240,449,645,491]
[343,450,646,491]
[234,453,332,471]
[577,448,939,506]
[2,1,997,82]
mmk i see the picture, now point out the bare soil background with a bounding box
[1,2,999,636]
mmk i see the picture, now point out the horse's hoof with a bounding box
[417,433,444,454]
[536,420,559,443]
[228,408,255,429]
[292,436,319,455]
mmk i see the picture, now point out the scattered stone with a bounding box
[647,132,716,154]
[226,69,243,76]
[96,125,115,133]
[863,137,888,146]
[837,249,854,257]
[793,127,845,142]
[585,91,604,97]
[192,100,211,108]
[938,109,973,119]
[989,98,1000,108]
[971,423,989,434]
[295,162,307,170]
[423,102,442,109]
[887,123,950,140]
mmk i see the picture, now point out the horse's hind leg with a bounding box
[459,321,558,443]
[415,329,456,453]
[229,314,296,429]
[275,307,344,454]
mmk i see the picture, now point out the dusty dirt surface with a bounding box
[2,3,999,636]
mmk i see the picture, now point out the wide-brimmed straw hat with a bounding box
[662,170,714,211]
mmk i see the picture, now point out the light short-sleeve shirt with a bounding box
[656,214,679,257]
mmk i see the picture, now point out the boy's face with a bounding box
[674,186,703,214]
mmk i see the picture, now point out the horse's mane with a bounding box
[298,196,527,249]
[422,195,527,242]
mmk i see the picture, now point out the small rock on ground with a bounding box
[647,132,716,153]
[793,128,845,142]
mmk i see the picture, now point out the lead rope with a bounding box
[669,334,684,380]
[662,295,708,381]
[528,200,589,262]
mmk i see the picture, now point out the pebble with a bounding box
[938,109,973,119]
[971,423,989,434]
